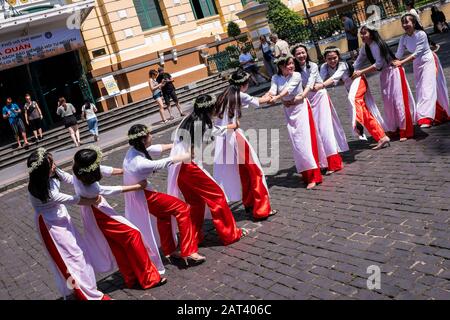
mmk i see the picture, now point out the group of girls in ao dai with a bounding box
[319,46,389,146]
[290,43,349,174]
[393,13,449,127]
[67,147,165,289]
[352,25,416,144]
[122,124,206,266]
[267,56,326,190]
[213,70,278,220]
[167,94,249,246]
[27,148,109,300]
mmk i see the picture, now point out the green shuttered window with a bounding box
[133,0,165,31]
[190,0,218,20]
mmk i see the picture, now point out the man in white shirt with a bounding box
[269,34,290,58]
[239,47,270,86]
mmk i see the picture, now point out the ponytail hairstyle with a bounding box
[323,46,354,77]
[360,26,396,68]
[178,94,216,148]
[27,148,53,203]
[73,147,103,185]
[400,13,422,31]
[290,43,311,72]
[128,124,153,160]
[215,69,250,120]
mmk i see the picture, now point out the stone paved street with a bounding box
[1,33,449,300]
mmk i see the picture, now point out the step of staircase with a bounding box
[0,74,229,170]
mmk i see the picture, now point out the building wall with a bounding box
[80,0,347,110]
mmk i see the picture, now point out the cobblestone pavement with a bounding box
[1,33,450,300]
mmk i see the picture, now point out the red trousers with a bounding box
[327,154,343,172]
[144,190,197,258]
[354,76,386,142]
[417,102,449,126]
[178,162,242,246]
[302,103,323,184]
[236,131,272,219]
[91,207,161,289]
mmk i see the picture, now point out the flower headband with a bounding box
[400,12,417,21]
[128,126,150,140]
[28,147,47,173]
[229,72,251,85]
[193,96,216,109]
[324,47,341,55]
[290,43,308,54]
[361,22,378,31]
[274,54,293,65]
[78,145,103,175]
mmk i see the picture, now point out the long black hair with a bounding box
[360,26,396,68]
[275,56,295,76]
[83,99,92,110]
[322,46,354,77]
[401,13,423,31]
[291,43,311,72]
[73,149,102,185]
[215,70,249,120]
[27,150,53,203]
[128,124,153,160]
[178,94,215,148]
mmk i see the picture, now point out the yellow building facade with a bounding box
[0,0,336,113]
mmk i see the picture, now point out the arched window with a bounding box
[133,0,165,31]
[189,0,218,20]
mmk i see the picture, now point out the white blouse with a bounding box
[240,92,260,109]
[123,145,173,190]
[320,62,351,86]
[354,42,389,71]
[29,174,80,221]
[395,30,432,61]
[298,61,323,90]
[269,72,304,100]
[69,166,123,198]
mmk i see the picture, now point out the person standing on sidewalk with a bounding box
[24,94,44,143]
[269,34,290,59]
[2,97,29,149]
[259,35,277,77]
[57,97,82,147]
[156,66,185,119]
[340,14,359,61]
[81,100,99,142]
[149,69,169,123]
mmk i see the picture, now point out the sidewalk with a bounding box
[0,83,271,192]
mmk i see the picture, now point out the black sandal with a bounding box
[154,277,167,288]
[254,209,278,222]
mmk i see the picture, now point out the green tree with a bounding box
[260,0,310,44]
[227,21,242,40]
